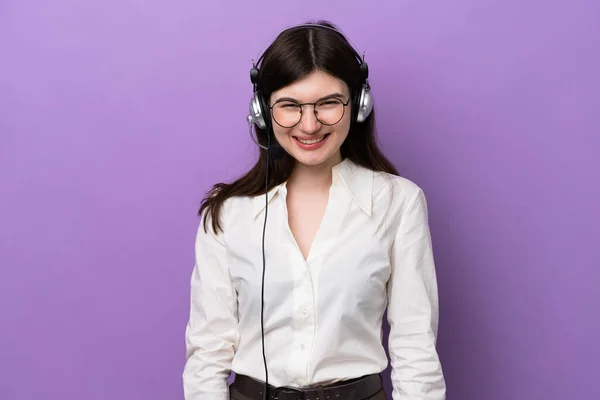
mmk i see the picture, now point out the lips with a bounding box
[292,133,330,150]
[294,135,328,144]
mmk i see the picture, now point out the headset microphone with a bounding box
[267,145,285,160]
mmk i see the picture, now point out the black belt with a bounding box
[232,373,383,400]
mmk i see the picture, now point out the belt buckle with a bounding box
[272,385,304,400]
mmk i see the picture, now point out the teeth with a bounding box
[297,136,326,145]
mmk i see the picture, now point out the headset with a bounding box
[244,23,373,400]
[247,23,374,159]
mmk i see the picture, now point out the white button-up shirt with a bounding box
[183,158,446,399]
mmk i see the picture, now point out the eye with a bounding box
[317,98,343,108]
[276,102,300,109]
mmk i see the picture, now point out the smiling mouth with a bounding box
[293,134,330,144]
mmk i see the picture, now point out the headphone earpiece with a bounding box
[249,63,269,131]
[249,91,269,131]
[354,81,373,124]
[354,60,373,124]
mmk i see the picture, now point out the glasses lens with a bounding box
[272,101,302,128]
[315,98,345,125]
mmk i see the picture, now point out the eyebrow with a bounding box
[274,92,347,103]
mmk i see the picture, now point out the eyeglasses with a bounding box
[270,97,350,128]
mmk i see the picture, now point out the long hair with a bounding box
[199,20,399,234]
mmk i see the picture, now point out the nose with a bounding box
[297,106,321,134]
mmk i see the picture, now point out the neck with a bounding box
[287,153,343,192]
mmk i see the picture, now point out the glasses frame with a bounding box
[269,97,351,128]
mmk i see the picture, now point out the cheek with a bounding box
[272,126,292,143]
[337,115,352,139]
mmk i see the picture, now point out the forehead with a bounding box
[271,70,349,101]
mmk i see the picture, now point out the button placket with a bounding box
[283,249,316,383]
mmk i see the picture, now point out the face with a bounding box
[269,70,352,168]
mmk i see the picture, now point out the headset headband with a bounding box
[251,23,367,85]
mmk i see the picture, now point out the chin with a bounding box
[288,148,341,167]
[293,156,328,166]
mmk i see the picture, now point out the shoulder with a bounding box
[198,192,255,240]
[212,194,257,233]
[371,169,426,217]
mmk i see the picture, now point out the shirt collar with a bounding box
[252,158,374,218]
[252,182,285,218]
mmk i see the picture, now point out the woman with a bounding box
[183,21,446,400]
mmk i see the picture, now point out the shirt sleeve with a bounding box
[387,187,446,400]
[183,212,239,400]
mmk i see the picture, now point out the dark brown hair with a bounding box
[198,20,399,233]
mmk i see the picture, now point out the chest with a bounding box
[285,190,329,261]
[226,194,393,321]
[225,190,396,316]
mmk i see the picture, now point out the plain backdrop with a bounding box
[1,0,599,399]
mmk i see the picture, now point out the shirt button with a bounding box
[303,271,309,278]
[300,344,305,350]
[302,307,307,315]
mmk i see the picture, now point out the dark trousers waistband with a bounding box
[231,373,384,400]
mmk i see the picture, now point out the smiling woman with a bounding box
[184,20,446,400]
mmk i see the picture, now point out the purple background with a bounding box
[1,1,599,399]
